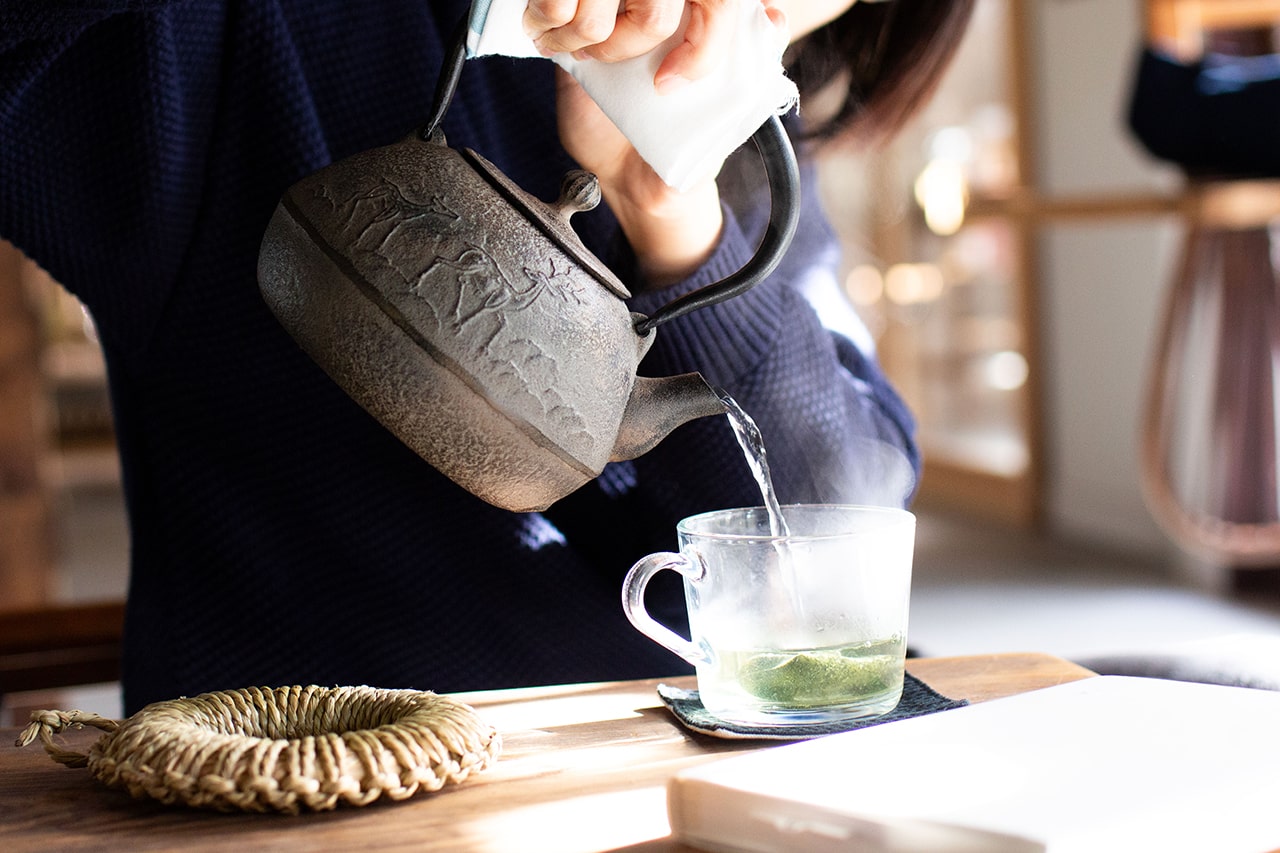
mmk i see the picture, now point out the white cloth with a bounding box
[466,0,798,191]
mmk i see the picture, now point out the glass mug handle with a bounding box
[621,552,711,667]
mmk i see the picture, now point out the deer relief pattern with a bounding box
[314,173,599,459]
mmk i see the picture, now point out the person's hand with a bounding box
[528,0,786,94]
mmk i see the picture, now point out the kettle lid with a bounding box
[461,145,631,301]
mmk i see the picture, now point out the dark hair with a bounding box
[787,0,977,145]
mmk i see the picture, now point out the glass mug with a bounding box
[622,504,915,727]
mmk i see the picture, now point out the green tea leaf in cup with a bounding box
[738,649,896,707]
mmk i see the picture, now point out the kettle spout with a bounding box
[611,373,728,462]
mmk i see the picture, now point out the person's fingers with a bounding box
[579,0,686,62]
[652,0,735,94]
[529,0,673,58]
[529,0,787,92]
[526,0,616,56]
[529,0,686,60]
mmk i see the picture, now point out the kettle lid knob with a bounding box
[554,170,601,221]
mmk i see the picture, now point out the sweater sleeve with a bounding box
[0,3,228,355]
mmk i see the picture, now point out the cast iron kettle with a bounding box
[257,21,800,512]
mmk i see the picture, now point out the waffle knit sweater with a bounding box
[1,0,918,713]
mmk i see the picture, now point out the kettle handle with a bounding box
[422,16,802,335]
[422,16,469,142]
[633,115,799,334]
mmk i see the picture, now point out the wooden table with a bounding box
[1,653,1093,852]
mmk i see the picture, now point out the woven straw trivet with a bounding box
[15,684,501,814]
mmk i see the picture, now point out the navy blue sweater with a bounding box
[1,0,917,713]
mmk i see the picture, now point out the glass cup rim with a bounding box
[676,503,915,542]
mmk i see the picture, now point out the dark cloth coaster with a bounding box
[657,673,968,740]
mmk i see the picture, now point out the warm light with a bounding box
[982,350,1029,391]
[914,159,969,236]
[844,264,884,307]
[884,263,945,306]
[914,126,973,236]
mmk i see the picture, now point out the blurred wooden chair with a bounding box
[1137,0,1280,571]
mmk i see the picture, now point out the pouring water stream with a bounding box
[718,390,790,539]
[717,390,809,624]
